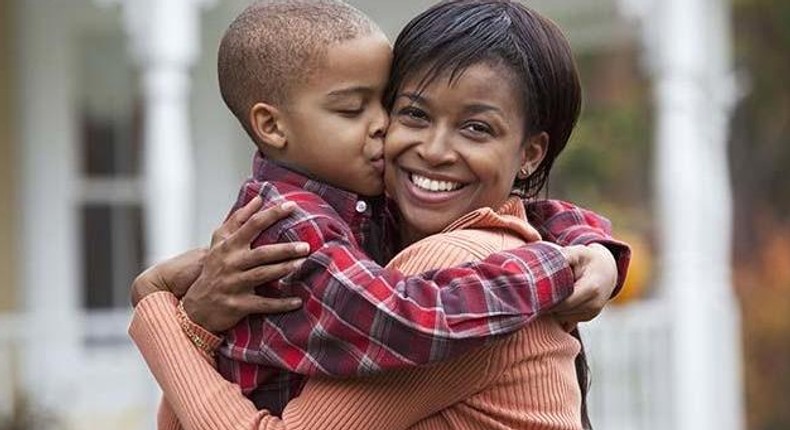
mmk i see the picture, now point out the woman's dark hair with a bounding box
[386,2,592,427]
[385,0,582,199]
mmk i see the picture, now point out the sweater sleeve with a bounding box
[131,292,494,430]
[157,399,182,430]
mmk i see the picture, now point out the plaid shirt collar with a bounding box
[252,152,393,260]
[252,152,378,228]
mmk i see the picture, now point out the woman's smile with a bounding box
[397,166,470,206]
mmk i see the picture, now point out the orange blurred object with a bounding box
[612,231,652,305]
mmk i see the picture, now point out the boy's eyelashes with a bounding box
[335,107,365,117]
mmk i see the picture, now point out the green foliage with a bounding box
[549,49,653,232]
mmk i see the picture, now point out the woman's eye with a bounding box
[463,121,493,136]
[397,106,429,124]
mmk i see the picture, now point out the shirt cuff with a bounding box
[586,239,631,299]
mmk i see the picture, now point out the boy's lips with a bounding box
[371,158,385,174]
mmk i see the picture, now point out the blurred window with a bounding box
[77,33,144,310]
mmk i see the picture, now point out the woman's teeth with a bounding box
[410,173,463,192]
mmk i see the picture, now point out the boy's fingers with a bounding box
[552,285,593,313]
[241,295,303,315]
[230,202,297,247]
[239,243,310,269]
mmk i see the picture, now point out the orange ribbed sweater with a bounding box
[130,197,582,429]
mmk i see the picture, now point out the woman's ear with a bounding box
[518,131,549,179]
[249,102,288,150]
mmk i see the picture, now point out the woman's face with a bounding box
[384,62,543,243]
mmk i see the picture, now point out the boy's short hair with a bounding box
[218,0,381,139]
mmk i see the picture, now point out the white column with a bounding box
[111,0,215,263]
[17,0,82,410]
[621,0,744,428]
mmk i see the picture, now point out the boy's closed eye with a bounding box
[325,96,366,117]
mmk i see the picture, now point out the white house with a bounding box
[0,1,743,429]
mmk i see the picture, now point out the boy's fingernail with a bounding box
[294,243,309,253]
[289,298,302,307]
[281,201,296,211]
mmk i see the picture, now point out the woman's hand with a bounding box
[182,196,311,334]
[553,243,618,326]
[130,248,207,307]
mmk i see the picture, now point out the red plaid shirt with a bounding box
[216,153,630,415]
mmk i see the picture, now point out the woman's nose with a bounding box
[416,128,456,166]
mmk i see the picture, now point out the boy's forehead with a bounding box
[302,33,393,95]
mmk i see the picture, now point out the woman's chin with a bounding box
[400,207,454,242]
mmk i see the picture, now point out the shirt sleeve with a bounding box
[132,292,488,430]
[236,213,574,377]
[525,199,632,297]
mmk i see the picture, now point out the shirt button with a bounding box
[355,200,368,213]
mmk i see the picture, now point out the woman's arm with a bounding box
[132,292,492,430]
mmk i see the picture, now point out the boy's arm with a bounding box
[201,188,627,378]
[525,199,631,297]
[220,212,574,377]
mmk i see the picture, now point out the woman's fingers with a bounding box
[211,196,264,247]
[130,248,208,306]
[237,242,310,269]
[235,258,306,289]
[229,201,297,248]
[239,295,303,316]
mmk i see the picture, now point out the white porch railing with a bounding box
[584,300,673,430]
[0,313,24,420]
[0,310,156,429]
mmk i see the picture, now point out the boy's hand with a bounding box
[552,243,618,326]
[182,197,310,334]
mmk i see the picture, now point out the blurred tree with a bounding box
[551,44,656,301]
[731,1,790,429]
[549,1,790,426]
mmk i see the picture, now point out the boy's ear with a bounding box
[249,102,288,150]
[518,132,548,179]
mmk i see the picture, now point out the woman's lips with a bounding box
[399,168,468,205]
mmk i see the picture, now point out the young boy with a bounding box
[166,0,629,422]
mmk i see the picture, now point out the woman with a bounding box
[131,1,624,429]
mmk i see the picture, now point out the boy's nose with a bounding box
[369,103,389,140]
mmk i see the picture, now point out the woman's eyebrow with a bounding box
[462,103,504,116]
[398,92,428,105]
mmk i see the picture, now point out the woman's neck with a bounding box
[399,223,428,248]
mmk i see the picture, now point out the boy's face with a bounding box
[279,32,392,197]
